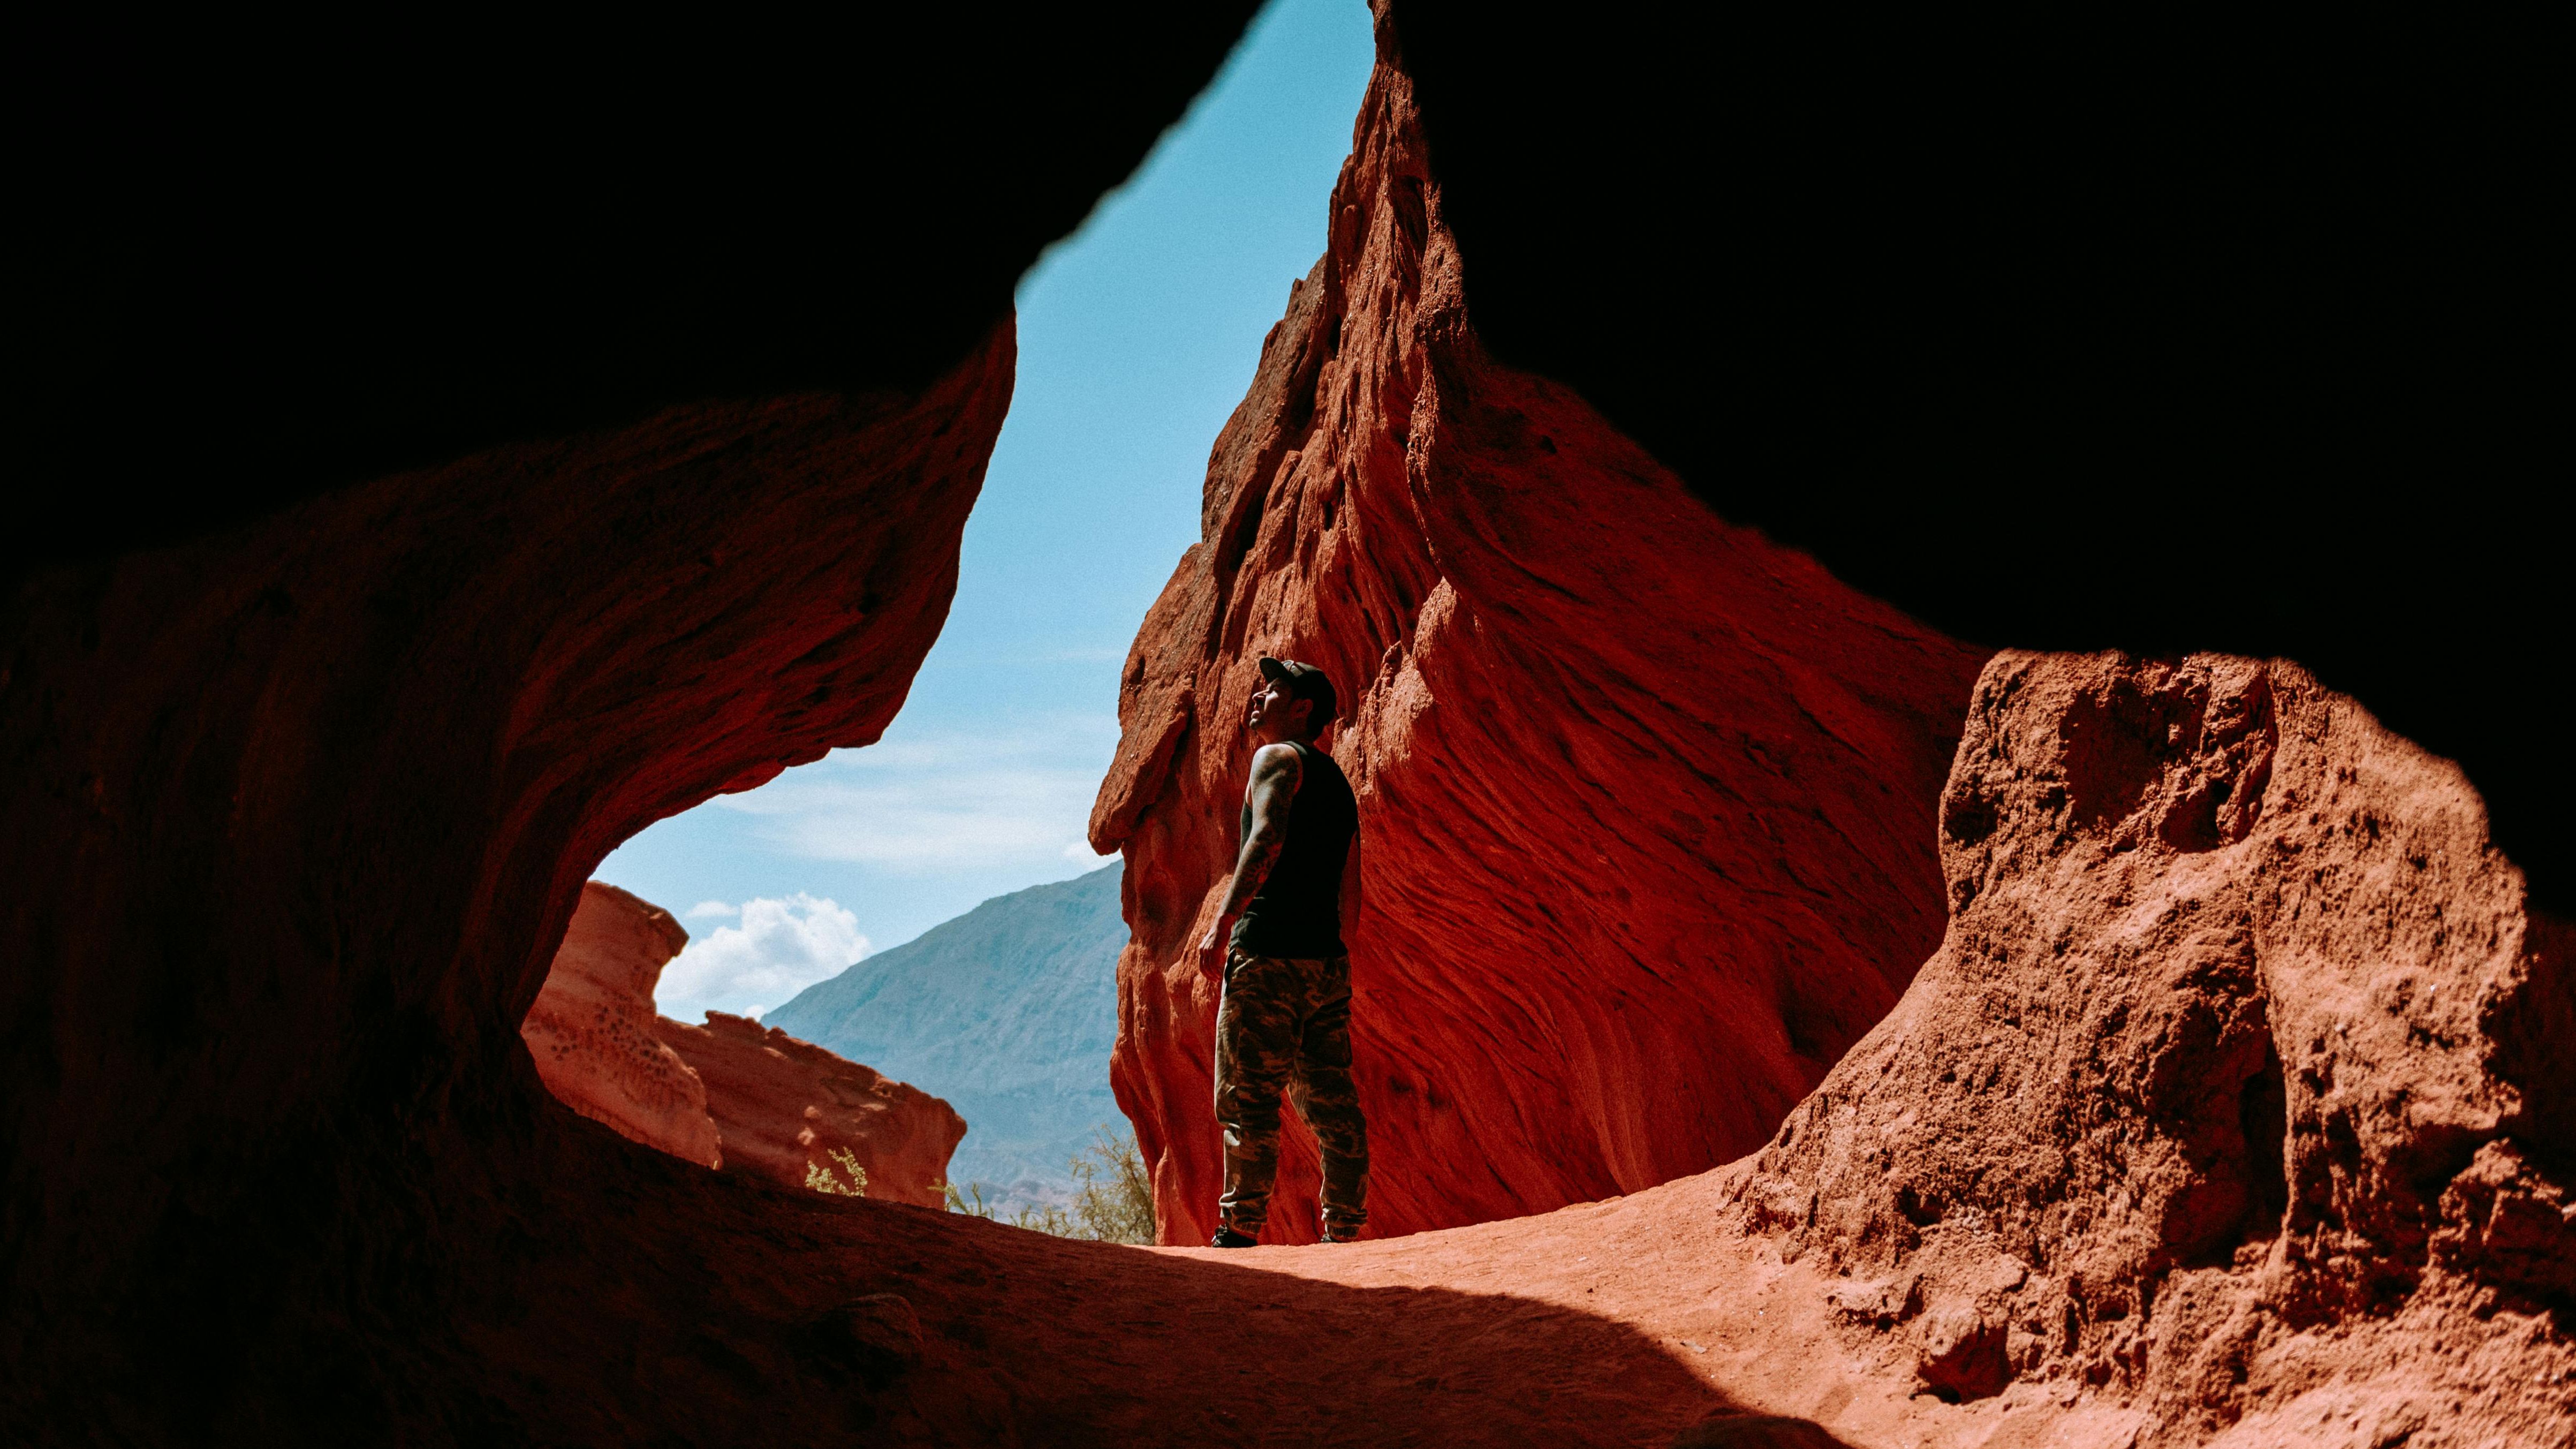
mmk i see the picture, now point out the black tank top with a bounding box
[1229,740,1358,959]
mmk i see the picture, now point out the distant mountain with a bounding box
[764,861,1127,1203]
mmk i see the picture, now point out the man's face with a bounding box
[1247,676,1309,738]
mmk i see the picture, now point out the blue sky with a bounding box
[605,0,1376,1020]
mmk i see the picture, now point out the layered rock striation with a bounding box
[1090,28,1989,1243]
[525,881,966,1208]
[2,318,1020,1438]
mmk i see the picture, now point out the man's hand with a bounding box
[1196,918,1232,982]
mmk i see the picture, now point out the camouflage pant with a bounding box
[1216,951,1370,1240]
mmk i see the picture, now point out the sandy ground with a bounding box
[1135,1181,2138,1449]
[772,1170,2135,1448]
[743,1160,2564,1449]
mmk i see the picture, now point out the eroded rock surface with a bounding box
[663,1014,965,1211]
[1090,23,1988,1244]
[523,882,724,1170]
[524,881,966,1208]
[1713,651,2575,1442]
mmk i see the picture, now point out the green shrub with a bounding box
[1065,1126,1156,1245]
[805,1148,868,1197]
[943,1125,1156,1245]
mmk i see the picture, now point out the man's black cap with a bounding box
[1259,655,1337,723]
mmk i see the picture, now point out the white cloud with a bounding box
[709,718,1124,877]
[655,893,868,1021]
[684,900,738,919]
[1063,838,1112,863]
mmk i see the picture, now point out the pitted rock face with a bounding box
[1718,650,2575,1437]
[1089,39,1989,1245]
[523,882,724,1170]
[661,1013,967,1211]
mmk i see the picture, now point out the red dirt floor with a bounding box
[711,1158,2567,1448]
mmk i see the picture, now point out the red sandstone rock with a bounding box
[936,646,2562,1446]
[1088,28,1989,1245]
[3,317,1018,1438]
[522,882,724,1170]
[18,5,2575,1444]
[662,1013,966,1211]
[524,881,966,1208]
[1698,650,2576,1442]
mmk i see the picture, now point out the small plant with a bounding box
[1065,1125,1156,1245]
[1009,1202,1079,1236]
[806,1148,868,1197]
[943,1126,1156,1245]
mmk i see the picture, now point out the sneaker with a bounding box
[1210,1226,1259,1248]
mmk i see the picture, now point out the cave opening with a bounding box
[535,0,1376,1225]
[16,2,2571,1442]
[519,0,1988,1258]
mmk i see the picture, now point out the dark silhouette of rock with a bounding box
[1384,4,2572,911]
[766,863,1126,1199]
[1672,1414,1853,1449]
[5,9,1253,1439]
[13,10,1263,584]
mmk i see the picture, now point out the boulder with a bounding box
[523,881,967,1208]
[662,1014,966,1211]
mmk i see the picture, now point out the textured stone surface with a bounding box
[522,882,724,1170]
[524,881,966,1208]
[1707,650,2575,1442]
[1,324,1016,1439]
[1089,24,1988,1245]
[663,1013,965,1211]
[12,1,2573,1441]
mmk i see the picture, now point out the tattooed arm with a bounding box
[1195,742,1305,979]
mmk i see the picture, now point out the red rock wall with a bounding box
[1089,40,1990,1245]
[1715,650,2575,1437]
[524,881,967,1208]
[524,883,725,1170]
[663,1014,966,1211]
[1,327,1015,1437]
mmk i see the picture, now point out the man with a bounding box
[1194,655,1368,1247]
